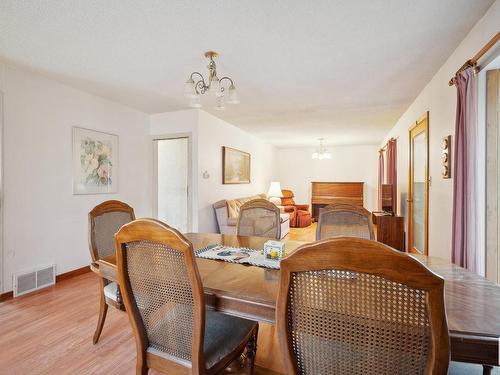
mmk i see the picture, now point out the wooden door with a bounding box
[408,112,429,255]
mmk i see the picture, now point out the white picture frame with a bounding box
[72,127,118,194]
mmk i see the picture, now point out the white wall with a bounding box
[150,109,274,234]
[379,1,500,261]
[274,145,379,211]
[197,110,274,233]
[0,63,151,292]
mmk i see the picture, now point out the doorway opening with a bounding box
[408,112,429,255]
[153,135,192,233]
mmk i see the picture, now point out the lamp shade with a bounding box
[267,182,283,198]
[189,96,202,108]
[226,85,239,104]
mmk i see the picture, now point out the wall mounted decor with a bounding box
[72,127,118,194]
[441,135,451,179]
[222,146,250,184]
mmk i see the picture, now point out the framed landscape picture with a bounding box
[72,127,118,194]
[222,146,250,184]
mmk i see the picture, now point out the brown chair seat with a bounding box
[145,310,257,370]
[203,311,258,370]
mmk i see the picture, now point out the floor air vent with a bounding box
[13,264,56,297]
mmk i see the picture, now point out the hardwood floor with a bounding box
[287,222,316,242]
[0,272,280,375]
[0,225,316,374]
[1,225,495,375]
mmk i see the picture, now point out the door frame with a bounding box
[408,111,429,255]
[485,68,500,282]
[152,133,193,232]
[0,91,3,293]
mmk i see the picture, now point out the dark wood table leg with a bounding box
[483,365,494,375]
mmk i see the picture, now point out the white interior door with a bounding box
[154,137,190,233]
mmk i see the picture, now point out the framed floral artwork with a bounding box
[72,127,118,194]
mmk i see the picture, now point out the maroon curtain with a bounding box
[378,150,385,210]
[386,139,397,214]
[452,67,477,272]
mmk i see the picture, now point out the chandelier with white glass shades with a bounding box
[184,51,239,110]
[312,138,332,159]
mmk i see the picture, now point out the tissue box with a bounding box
[264,240,285,260]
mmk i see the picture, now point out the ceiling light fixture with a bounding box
[312,138,332,160]
[184,51,239,110]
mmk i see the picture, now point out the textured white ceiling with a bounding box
[0,0,494,146]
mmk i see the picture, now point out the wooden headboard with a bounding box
[311,182,364,220]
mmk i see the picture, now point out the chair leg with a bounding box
[245,329,258,375]
[92,280,108,344]
[483,365,493,375]
[136,363,148,375]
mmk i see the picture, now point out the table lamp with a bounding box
[267,181,283,206]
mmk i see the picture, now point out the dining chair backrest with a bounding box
[316,204,374,240]
[115,218,206,373]
[322,202,358,211]
[276,237,450,375]
[88,200,135,262]
[237,199,281,239]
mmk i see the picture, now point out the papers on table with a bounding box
[196,244,280,269]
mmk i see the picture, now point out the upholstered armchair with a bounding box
[280,189,312,228]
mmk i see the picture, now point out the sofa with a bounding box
[213,194,290,238]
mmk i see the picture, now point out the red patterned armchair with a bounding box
[281,189,312,228]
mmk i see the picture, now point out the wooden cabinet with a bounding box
[372,212,405,251]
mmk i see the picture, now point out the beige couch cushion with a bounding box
[226,194,267,218]
[227,217,238,226]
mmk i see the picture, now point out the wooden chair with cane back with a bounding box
[88,200,135,344]
[237,199,281,239]
[316,204,374,240]
[276,237,450,375]
[115,218,259,375]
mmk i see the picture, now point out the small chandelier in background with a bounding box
[312,138,332,160]
[184,51,239,110]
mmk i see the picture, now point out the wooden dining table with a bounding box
[96,232,500,374]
